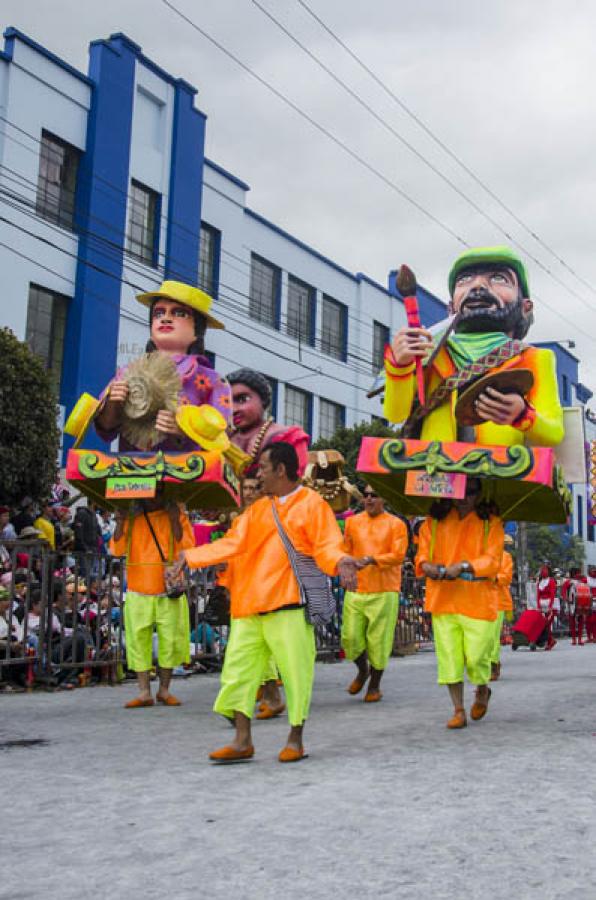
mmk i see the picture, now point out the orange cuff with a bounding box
[512,401,536,432]
[384,344,415,379]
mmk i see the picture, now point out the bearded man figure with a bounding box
[383,246,564,448]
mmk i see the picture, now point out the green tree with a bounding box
[520,523,585,575]
[311,418,398,486]
[0,328,60,507]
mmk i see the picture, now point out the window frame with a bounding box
[318,397,345,440]
[198,222,221,298]
[372,320,390,373]
[286,274,316,347]
[284,384,312,435]
[249,254,281,330]
[25,283,70,392]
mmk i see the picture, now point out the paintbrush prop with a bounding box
[396,265,425,406]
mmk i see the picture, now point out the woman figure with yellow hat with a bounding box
[92,281,231,453]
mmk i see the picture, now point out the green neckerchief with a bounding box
[446,331,511,370]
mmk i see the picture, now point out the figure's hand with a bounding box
[443,563,464,580]
[390,326,433,367]
[337,556,359,591]
[474,388,526,426]
[156,410,184,435]
[108,381,129,404]
[422,563,441,580]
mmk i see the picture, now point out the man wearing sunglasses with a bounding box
[341,486,408,702]
[383,246,563,448]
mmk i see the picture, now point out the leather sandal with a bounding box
[256,702,286,720]
[347,671,369,695]
[278,746,308,763]
[470,687,492,721]
[363,689,383,703]
[124,697,155,709]
[209,744,255,764]
[156,694,181,706]
[446,707,467,729]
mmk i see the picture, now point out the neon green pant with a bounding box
[341,591,399,671]
[490,611,505,665]
[124,591,190,672]
[214,609,315,726]
[261,655,279,685]
[432,613,495,685]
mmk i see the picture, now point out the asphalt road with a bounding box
[2,639,596,900]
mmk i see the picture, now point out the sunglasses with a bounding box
[363,491,378,499]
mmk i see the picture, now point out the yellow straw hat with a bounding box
[176,404,230,453]
[136,280,225,330]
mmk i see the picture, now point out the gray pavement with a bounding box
[2,639,596,900]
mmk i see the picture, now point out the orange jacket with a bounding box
[415,509,504,621]
[496,551,514,612]
[185,486,346,617]
[343,511,407,593]
[111,508,195,595]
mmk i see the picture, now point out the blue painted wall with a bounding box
[165,80,206,284]
[61,34,137,447]
[387,269,448,326]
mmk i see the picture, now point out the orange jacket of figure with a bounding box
[496,551,514,612]
[343,511,408,593]
[415,509,504,621]
[111,508,195,595]
[185,486,346,617]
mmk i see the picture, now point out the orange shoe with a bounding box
[278,746,308,763]
[347,671,369,695]
[209,744,254,763]
[470,687,492,721]
[364,689,383,703]
[124,697,155,709]
[256,702,286,720]
[156,694,181,706]
[446,707,467,729]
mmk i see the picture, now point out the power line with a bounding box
[294,0,596,301]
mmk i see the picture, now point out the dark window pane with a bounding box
[25,285,69,392]
[287,276,314,344]
[127,180,160,267]
[321,295,346,360]
[249,255,279,328]
[199,223,220,297]
[284,385,310,432]
[319,398,344,440]
[373,321,390,373]
[36,131,80,230]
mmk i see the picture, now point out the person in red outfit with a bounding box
[586,566,596,642]
[561,567,588,645]
[536,564,557,651]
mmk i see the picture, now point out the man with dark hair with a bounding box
[170,442,358,763]
[416,479,504,729]
[384,246,564,447]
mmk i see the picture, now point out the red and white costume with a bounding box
[536,567,557,651]
[561,572,588,645]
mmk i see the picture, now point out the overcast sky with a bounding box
[4,0,596,386]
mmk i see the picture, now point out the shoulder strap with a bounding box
[142,509,167,563]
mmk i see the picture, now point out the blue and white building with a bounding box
[0,26,594,561]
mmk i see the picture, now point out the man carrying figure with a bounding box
[341,485,408,702]
[111,495,195,708]
[416,479,504,729]
[384,246,563,448]
[168,442,358,763]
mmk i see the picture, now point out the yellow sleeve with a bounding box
[523,349,564,447]
[382,346,416,424]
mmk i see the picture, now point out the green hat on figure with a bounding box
[448,246,530,299]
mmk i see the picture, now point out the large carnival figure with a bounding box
[65,281,240,708]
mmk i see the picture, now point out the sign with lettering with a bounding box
[105,476,156,499]
[405,470,466,499]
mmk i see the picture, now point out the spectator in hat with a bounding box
[34,501,56,550]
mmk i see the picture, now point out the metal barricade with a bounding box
[0,541,124,687]
[395,568,433,654]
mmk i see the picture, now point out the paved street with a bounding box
[2,639,596,900]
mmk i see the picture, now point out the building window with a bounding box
[249,255,280,328]
[321,295,347,361]
[265,376,278,420]
[562,374,569,404]
[199,223,220,298]
[25,285,69,391]
[127,180,160,266]
[284,385,311,433]
[36,130,80,230]
[588,519,595,543]
[319,398,345,440]
[287,276,315,345]
[577,495,584,538]
[373,321,390,373]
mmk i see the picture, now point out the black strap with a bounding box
[142,508,166,562]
